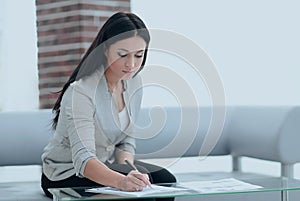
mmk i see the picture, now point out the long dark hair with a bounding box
[52,12,150,129]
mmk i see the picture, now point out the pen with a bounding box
[124,159,152,188]
[125,159,138,171]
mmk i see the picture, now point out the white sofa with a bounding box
[0,106,300,201]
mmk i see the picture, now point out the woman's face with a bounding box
[106,36,147,80]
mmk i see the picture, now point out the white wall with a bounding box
[0,1,4,111]
[131,0,300,179]
[132,0,300,107]
[0,0,299,180]
[0,0,39,111]
[1,0,299,110]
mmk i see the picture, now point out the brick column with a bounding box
[36,0,131,108]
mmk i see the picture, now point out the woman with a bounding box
[41,12,176,198]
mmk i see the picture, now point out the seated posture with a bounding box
[41,12,176,199]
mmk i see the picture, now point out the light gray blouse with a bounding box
[41,68,143,181]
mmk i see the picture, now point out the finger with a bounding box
[121,176,142,192]
[142,174,152,187]
[131,172,152,187]
[123,179,140,192]
[143,174,152,186]
[134,185,142,192]
[128,173,147,187]
[128,171,152,187]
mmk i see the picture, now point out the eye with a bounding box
[135,54,143,58]
[118,52,127,58]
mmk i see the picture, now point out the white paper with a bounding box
[86,184,187,197]
[179,178,263,193]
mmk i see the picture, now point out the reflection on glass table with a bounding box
[49,177,300,201]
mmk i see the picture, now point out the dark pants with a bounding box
[41,160,176,200]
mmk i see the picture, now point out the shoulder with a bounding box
[70,69,103,98]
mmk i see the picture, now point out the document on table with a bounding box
[179,178,263,193]
[86,184,187,197]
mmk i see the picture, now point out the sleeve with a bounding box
[63,84,97,177]
[115,136,136,154]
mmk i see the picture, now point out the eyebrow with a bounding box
[117,48,145,53]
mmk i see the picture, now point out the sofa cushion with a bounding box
[0,181,51,201]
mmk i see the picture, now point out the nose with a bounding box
[125,55,135,69]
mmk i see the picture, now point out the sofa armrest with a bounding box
[227,106,300,165]
[0,109,53,166]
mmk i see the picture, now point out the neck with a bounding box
[105,71,121,92]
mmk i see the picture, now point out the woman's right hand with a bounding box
[118,170,151,192]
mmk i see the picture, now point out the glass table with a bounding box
[49,177,300,201]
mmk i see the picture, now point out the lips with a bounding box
[122,70,133,74]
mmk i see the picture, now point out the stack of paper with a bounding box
[86,178,263,197]
[179,178,263,193]
[86,184,187,197]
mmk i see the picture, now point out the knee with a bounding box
[152,168,177,184]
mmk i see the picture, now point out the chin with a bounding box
[122,74,135,80]
[122,77,133,81]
